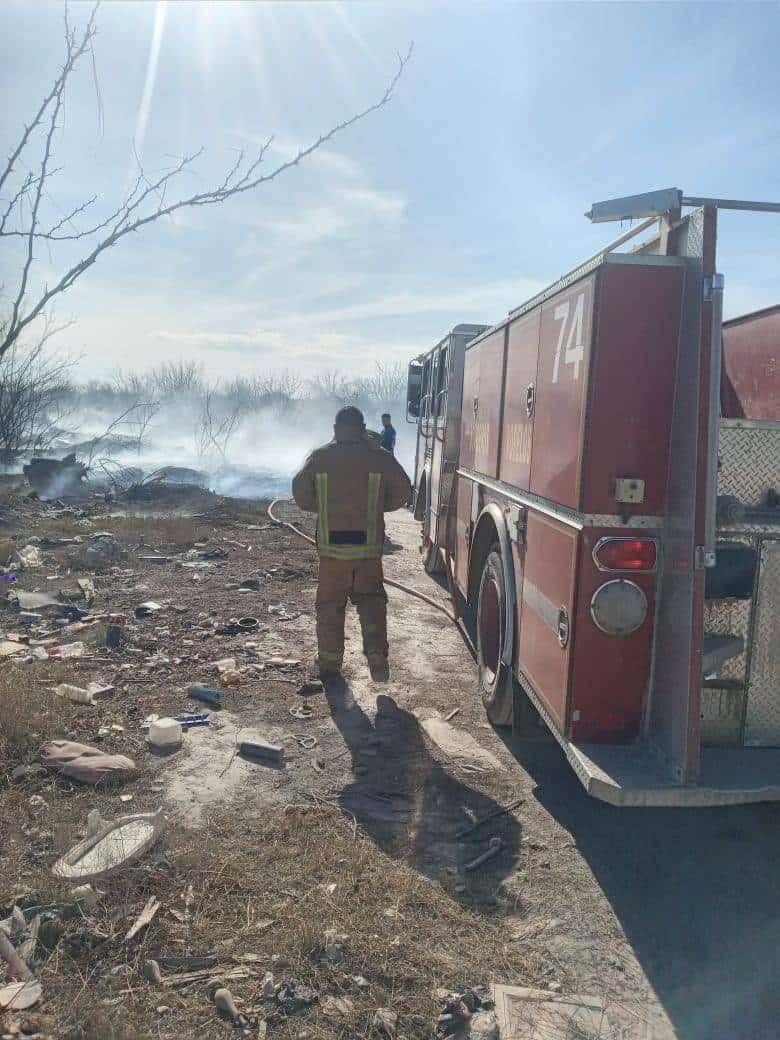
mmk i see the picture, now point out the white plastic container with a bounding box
[147,717,182,750]
[55,683,94,705]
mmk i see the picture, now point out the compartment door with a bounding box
[518,511,579,733]
[499,309,540,492]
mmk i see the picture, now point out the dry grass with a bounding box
[0,666,63,765]
[0,803,531,1039]
[104,513,208,548]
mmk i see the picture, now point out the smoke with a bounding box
[45,385,414,500]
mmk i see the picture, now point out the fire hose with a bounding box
[267,498,460,625]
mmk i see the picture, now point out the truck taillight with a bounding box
[593,537,657,572]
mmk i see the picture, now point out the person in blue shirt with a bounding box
[379,413,396,454]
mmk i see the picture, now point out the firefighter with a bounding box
[292,405,412,682]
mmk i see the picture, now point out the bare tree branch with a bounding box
[0,4,98,196]
[0,4,412,360]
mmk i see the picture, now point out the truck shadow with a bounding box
[507,736,780,1040]
[325,679,521,903]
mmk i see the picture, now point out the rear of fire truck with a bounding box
[407,188,780,806]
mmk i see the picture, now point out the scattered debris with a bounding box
[464,836,505,873]
[322,995,355,1018]
[373,1008,399,1037]
[125,896,162,942]
[324,928,347,965]
[444,707,461,722]
[491,985,615,1040]
[239,739,284,766]
[106,612,126,648]
[147,717,183,750]
[213,986,245,1024]
[469,1011,500,1040]
[77,577,96,604]
[456,799,524,840]
[289,704,313,720]
[47,641,85,659]
[135,601,164,618]
[276,980,317,1015]
[186,683,222,707]
[23,454,87,498]
[55,683,97,705]
[70,885,100,910]
[40,741,137,784]
[0,979,42,1011]
[297,680,324,696]
[51,808,166,882]
[75,535,125,570]
[212,657,237,673]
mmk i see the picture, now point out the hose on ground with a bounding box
[267,498,457,623]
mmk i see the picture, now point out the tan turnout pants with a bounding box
[315,556,388,671]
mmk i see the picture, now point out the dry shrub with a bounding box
[0,666,58,763]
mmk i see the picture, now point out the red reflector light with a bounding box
[594,537,656,572]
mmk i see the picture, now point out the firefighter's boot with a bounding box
[367,653,390,683]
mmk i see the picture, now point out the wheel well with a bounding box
[468,513,499,606]
[414,474,427,521]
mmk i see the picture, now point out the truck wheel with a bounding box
[476,549,514,726]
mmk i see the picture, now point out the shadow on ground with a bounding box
[507,735,780,1040]
[325,680,521,902]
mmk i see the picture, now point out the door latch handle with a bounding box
[525,383,536,420]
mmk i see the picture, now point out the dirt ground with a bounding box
[2,494,780,1040]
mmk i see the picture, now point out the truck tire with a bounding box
[476,548,514,726]
[422,536,444,575]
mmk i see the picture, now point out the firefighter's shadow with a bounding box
[325,680,521,896]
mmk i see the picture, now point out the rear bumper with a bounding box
[518,673,780,807]
[568,743,780,807]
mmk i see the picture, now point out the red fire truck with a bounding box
[407,188,780,805]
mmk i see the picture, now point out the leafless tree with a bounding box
[0,316,74,463]
[351,361,407,406]
[0,3,412,360]
[84,397,159,467]
[197,388,244,464]
[150,360,204,398]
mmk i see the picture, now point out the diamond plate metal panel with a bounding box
[744,540,780,745]
[703,594,753,681]
[700,687,744,746]
[719,422,780,508]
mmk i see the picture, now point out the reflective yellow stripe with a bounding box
[318,650,342,662]
[318,543,381,560]
[315,472,329,550]
[366,472,381,548]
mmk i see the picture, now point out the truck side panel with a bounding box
[459,347,481,473]
[499,310,540,492]
[529,275,596,510]
[469,329,505,479]
[518,511,578,731]
[581,261,684,516]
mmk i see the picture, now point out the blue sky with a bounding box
[2,1,780,381]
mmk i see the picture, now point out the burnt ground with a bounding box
[1,494,780,1040]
